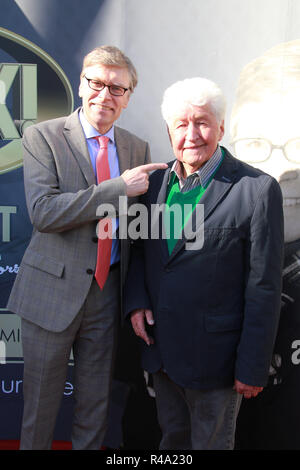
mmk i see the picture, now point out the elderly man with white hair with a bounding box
[124,77,284,450]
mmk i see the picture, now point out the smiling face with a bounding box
[167,103,224,176]
[231,92,300,243]
[78,64,131,134]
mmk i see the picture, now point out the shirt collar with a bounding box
[79,108,115,143]
[169,145,223,188]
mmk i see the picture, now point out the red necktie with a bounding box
[94,136,112,289]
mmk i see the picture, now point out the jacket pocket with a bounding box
[22,248,64,278]
[205,313,243,332]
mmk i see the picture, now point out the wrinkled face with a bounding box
[79,64,131,134]
[167,103,224,177]
[231,93,300,243]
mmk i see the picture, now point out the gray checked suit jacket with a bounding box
[7,108,151,332]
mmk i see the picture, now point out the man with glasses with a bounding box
[7,45,166,450]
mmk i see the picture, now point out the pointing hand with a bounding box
[121,163,168,197]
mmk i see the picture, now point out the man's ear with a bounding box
[219,120,225,141]
[78,76,84,98]
[167,125,172,145]
[122,92,131,109]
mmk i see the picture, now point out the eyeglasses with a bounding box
[84,76,129,96]
[231,137,300,164]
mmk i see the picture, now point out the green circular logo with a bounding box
[0,27,74,173]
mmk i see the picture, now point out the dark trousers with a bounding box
[153,370,242,450]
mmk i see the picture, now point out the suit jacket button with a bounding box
[86,269,94,274]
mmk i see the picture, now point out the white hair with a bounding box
[161,77,226,124]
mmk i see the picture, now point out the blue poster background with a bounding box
[0,0,160,449]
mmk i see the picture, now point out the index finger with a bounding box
[139,163,168,173]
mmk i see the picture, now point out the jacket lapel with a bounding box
[156,166,171,204]
[114,126,131,174]
[199,149,238,221]
[152,164,172,264]
[63,109,96,186]
[166,149,238,264]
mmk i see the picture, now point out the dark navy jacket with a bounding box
[124,147,284,390]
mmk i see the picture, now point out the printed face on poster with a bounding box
[230,39,300,244]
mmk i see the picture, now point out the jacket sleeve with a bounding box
[22,125,147,233]
[123,192,153,318]
[235,176,284,386]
